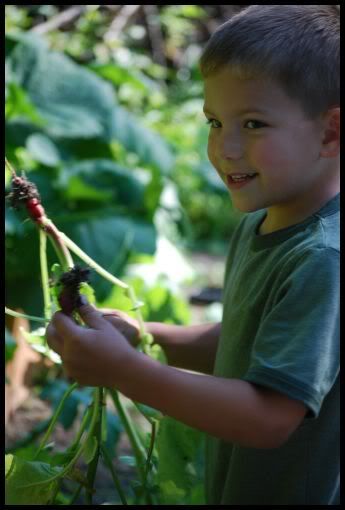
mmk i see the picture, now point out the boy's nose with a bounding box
[218,135,243,161]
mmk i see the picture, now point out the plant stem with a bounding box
[39,228,52,322]
[5,157,16,176]
[85,387,104,505]
[127,286,146,338]
[109,390,146,474]
[40,218,74,271]
[20,387,101,489]
[34,382,79,459]
[5,306,49,323]
[143,420,157,484]
[59,231,129,289]
[68,483,83,505]
[70,404,92,451]
[101,444,128,505]
[108,389,153,505]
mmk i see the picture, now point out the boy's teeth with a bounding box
[230,173,256,181]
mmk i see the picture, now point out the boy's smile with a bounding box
[204,68,339,234]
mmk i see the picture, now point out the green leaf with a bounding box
[59,159,145,208]
[56,212,156,301]
[88,62,154,93]
[26,133,61,166]
[6,32,175,183]
[110,106,175,175]
[5,454,15,478]
[5,82,46,125]
[83,436,98,465]
[5,454,62,505]
[49,447,78,467]
[8,34,116,139]
[57,159,147,210]
[79,282,96,305]
[158,480,186,505]
[155,417,205,503]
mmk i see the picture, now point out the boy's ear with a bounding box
[319,106,340,158]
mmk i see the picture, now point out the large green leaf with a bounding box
[155,416,205,503]
[26,133,61,166]
[6,33,175,174]
[8,34,116,140]
[110,106,175,175]
[56,212,156,301]
[88,62,157,93]
[5,82,47,126]
[57,159,147,211]
[5,454,62,505]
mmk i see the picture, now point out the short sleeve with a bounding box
[243,248,339,418]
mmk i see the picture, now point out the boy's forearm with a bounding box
[145,322,221,374]
[117,352,284,449]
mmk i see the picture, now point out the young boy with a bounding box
[46,5,340,505]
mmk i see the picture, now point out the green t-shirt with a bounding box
[205,193,340,505]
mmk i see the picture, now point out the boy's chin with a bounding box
[230,195,263,213]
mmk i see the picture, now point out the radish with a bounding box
[58,265,91,315]
[8,174,46,223]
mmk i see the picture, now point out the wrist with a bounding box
[115,348,158,400]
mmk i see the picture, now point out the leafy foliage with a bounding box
[5,454,62,505]
[5,32,180,314]
[155,417,205,504]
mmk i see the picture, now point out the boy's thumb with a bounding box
[76,296,107,330]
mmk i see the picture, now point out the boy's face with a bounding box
[203,67,338,233]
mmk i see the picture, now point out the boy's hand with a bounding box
[46,304,138,387]
[99,308,140,347]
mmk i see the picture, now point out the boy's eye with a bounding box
[244,120,267,129]
[206,118,221,129]
[206,118,267,130]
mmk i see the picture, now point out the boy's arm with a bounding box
[101,311,221,375]
[48,306,306,449]
[146,322,221,374]
[118,352,307,449]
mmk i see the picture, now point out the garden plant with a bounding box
[5,157,205,505]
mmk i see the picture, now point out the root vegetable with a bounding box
[58,265,91,315]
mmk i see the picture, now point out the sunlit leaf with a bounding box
[5,454,62,505]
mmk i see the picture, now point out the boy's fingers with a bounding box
[100,309,128,320]
[103,315,128,330]
[52,311,82,337]
[45,322,64,355]
[77,303,109,330]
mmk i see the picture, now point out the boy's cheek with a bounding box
[253,142,296,174]
[207,144,222,177]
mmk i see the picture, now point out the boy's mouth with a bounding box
[226,173,258,190]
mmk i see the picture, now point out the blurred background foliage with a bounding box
[5,5,245,318]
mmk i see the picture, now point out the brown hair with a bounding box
[199,5,339,118]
